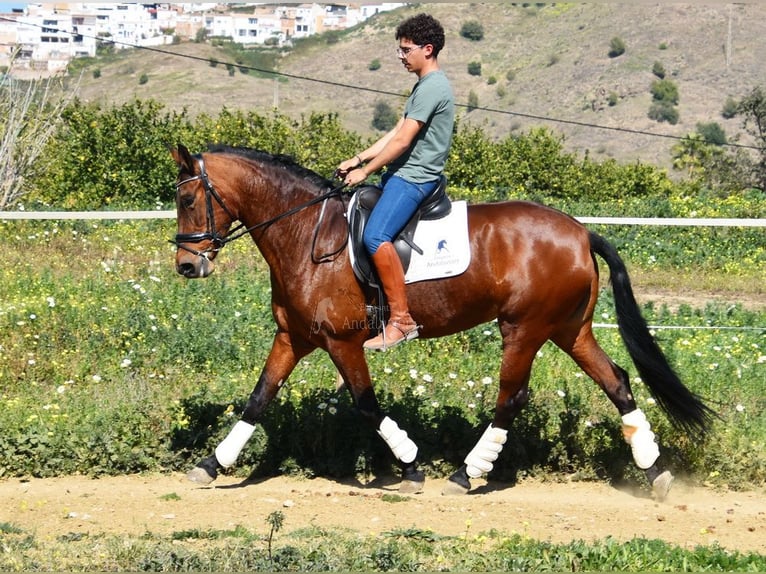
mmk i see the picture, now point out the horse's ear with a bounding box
[170,143,195,173]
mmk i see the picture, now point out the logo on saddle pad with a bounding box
[348,184,471,286]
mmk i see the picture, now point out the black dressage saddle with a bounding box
[348,175,452,286]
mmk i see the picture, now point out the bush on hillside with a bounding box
[460,20,485,41]
[651,79,679,104]
[372,100,397,131]
[696,121,727,146]
[722,96,738,119]
[467,61,482,76]
[648,101,679,124]
[608,36,625,58]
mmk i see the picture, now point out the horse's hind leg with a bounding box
[187,331,309,485]
[559,327,674,500]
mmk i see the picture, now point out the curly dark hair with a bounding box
[395,13,446,57]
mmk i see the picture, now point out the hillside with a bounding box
[67,3,766,170]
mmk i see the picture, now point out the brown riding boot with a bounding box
[364,242,419,351]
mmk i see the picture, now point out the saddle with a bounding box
[348,175,452,286]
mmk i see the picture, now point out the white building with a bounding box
[1,3,404,73]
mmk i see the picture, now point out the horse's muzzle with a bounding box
[176,253,214,278]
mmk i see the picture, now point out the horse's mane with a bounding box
[207,144,332,191]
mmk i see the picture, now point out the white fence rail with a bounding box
[1,211,765,227]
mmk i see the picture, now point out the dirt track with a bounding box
[1,473,764,554]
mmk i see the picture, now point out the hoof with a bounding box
[442,479,469,496]
[652,470,674,502]
[399,466,425,494]
[399,478,425,494]
[442,466,471,495]
[186,455,219,485]
[187,466,216,485]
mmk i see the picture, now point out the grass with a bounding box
[0,216,763,570]
[0,217,763,490]
[0,521,764,571]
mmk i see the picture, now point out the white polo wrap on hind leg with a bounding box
[464,424,508,479]
[378,416,417,464]
[621,408,660,469]
[215,420,256,468]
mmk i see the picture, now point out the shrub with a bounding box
[651,78,679,104]
[467,90,479,112]
[368,59,381,71]
[92,68,101,79]
[652,61,666,79]
[467,61,482,76]
[722,96,738,119]
[138,73,148,85]
[648,101,679,124]
[608,36,625,58]
[696,121,727,146]
[459,20,484,41]
[607,92,619,107]
[372,100,398,131]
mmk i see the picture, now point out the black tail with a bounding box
[589,231,716,435]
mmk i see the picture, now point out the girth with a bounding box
[348,175,451,286]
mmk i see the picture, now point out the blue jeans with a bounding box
[363,174,440,255]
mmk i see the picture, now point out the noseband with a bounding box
[171,154,348,262]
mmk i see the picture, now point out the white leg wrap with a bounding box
[215,420,256,469]
[377,416,418,464]
[464,424,508,479]
[622,408,660,469]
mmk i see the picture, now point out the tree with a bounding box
[737,86,766,190]
[0,50,76,209]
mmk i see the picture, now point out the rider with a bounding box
[337,13,455,351]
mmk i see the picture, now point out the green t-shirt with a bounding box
[388,69,455,184]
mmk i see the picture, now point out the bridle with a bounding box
[171,154,348,262]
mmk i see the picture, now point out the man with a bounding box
[337,13,455,350]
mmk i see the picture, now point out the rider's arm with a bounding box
[342,117,423,185]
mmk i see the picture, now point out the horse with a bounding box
[169,143,714,501]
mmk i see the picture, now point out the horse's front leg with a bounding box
[187,331,309,484]
[330,344,425,494]
[444,337,534,495]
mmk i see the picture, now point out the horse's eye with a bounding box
[180,193,195,209]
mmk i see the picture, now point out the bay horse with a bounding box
[170,143,713,501]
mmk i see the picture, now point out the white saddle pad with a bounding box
[403,200,470,283]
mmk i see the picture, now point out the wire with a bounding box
[1,14,762,151]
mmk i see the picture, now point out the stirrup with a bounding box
[364,320,420,351]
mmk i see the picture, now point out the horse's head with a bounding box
[170,144,237,278]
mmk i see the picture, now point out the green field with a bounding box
[0,217,763,570]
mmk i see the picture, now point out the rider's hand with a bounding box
[336,155,364,179]
[343,167,368,186]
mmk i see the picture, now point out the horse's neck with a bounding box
[241,178,345,269]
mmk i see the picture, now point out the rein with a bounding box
[171,154,348,262]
